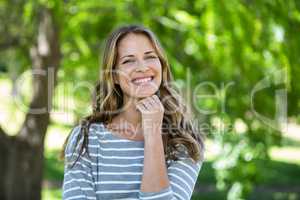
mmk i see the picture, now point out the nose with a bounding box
[135,60,149,72]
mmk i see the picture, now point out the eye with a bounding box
[146,56,157,60]
[122,59,134,64]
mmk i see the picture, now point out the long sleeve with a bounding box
[62,126,97,200]
[138,149,202,200]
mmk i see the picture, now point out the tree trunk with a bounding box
[0,7,60,200]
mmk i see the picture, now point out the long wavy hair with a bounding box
[61,24,204,167]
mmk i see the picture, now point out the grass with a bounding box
[44,149,64,181]
[42,188,62,200]
[192,159,300,199]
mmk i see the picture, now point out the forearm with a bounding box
[140,127,170,192]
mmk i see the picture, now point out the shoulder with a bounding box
[89,122,107,137]
[64,122,105,162]
[65,122,106,145]
[64,125,82,156]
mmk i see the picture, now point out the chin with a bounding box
[135,92,154,99]
[130,86,158,99]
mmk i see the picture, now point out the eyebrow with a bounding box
[120,50,156,60]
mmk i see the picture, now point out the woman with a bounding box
[62,24,204,200]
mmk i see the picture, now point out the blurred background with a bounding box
[0,0,300,200]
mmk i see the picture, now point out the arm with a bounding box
[62,126,97,200]
[140,127,170,192]
[139,141,202,200]
[136,95,202,199]
[166,151,202,200]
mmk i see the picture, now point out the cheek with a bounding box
[116,68,132,84]
[153,63,162,80]
[149,60,162,74]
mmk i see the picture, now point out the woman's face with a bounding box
[114,33,162,99]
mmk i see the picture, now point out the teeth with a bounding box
[133,77,152,84]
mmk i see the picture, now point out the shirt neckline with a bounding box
[100,122,145,143]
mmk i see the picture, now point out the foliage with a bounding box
[1,0,300,199]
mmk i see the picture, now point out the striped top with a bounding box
[62,122,202,200]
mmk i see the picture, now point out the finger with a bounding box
[136,104,146,113]
[152,95,160,103]
[148,96,157,108]
[141,99,152,110]
[152,95,164,110]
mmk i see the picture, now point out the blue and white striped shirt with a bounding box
[62,122,202,200]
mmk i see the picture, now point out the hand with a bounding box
[135,94,164,138]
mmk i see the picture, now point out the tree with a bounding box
[0,3,61,200]
[1,0,300,199]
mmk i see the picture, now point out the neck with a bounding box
[114,94,143,131]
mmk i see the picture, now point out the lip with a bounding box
[131,75,154,82]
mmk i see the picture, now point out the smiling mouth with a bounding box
[132,76,154,85]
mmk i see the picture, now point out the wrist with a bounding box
[144,127,162,142]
